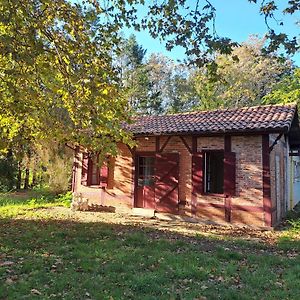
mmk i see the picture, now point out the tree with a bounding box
[114,0,299,65]
[165,64,198,113]
[0,0,299,155]
[119,39,166,115]
[192,37,293,110]
[263,68,300,107]
[0,150,18,191]
[120,34,146,71]
[0,0,132,158]
[118,35,152,114]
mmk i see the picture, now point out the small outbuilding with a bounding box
[72,103,300,228]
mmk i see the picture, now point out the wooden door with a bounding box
[155,153,179,213]
[136,155,155,209]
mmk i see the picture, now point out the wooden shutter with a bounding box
[81,152,89,186]
[87,156,95,186]
[155,153,179,213]
[72,146,80,192]
[192,152,203,195]
[224,152,236,197]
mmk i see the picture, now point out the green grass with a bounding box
[0,190,72,218]
[0,192,300,299]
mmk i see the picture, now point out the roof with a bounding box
[125,104,299,136]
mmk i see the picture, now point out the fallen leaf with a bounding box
[31,289,42,295]
[5,278,14,285]
[0,261,14,267]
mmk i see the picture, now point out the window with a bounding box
[138,156,155,187]
[81,152,109,187]
[89,155,100,186]
[204,151,224,194]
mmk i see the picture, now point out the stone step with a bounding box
[131,208,155,218]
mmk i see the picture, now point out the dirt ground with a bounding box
[31,206,284,245]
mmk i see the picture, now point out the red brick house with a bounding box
[72,104,300,228]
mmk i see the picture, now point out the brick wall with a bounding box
[231,136,264,226]
[73,133,284,227]
[73,143,133,213]
[194,135,265,227]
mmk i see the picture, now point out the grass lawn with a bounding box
[1,191,300,299]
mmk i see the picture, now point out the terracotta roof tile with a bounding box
[125,104,297,136]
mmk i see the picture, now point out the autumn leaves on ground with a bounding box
[0,191,300,300]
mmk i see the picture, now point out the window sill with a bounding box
[87,185,106,189]
[203,193,225,198]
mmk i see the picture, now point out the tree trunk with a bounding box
[24,149,31,190]
[17,161,22,190]
[24,168,29,190]
[31,155,37,188]
[32,169,37,188]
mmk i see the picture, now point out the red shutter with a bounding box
[100,160,108,188]
[192,152,203,195]
[224,152,236,197]
[155,153,179,213]
[72,146,80,192]
[81,152,89,186]
[87,157,93,186]
[191,152,203,214]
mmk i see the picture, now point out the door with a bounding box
[155,153,179,213]
[136,155,155,209]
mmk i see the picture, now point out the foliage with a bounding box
[53,191,73,207]
[119,41,198,115]
[0,1,299,155]
[143,53,172,115]
[0,151,18,192]
[35,143,73,194]
[0,0,132,156]
[192,37,293,110]
[119,35,151,114]
[119,37,166,115]
[263,68,300,108]
[0,0,299,162]
[120,34,146,70]
[113,1,299,64]
[165,64,198,113]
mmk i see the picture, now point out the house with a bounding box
[72,103,300,228]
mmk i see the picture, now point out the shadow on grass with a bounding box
[1,216,300,300]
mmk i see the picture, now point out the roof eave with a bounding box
[132,127,289,137]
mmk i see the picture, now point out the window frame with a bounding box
[203,150,225,196]
[88,154,101,186]
[86,153,109,187]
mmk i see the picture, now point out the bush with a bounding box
[36,143,73,194]
[47,157,73,194]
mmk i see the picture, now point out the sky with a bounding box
[126,0,300,65]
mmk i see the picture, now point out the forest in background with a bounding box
[0,1,299,193]
[2,34,299,193]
